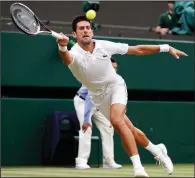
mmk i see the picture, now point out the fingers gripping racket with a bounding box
[10,2,68,40]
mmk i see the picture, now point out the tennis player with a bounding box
[56,15,187,177]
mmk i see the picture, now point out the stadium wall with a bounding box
[1,32,194,91]
[1,98,194,165]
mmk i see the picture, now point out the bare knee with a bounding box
[111,118,126,132]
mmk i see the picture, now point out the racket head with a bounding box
[10,3,41,35]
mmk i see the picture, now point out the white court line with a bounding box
[2,168,193,174]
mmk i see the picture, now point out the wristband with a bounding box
[159,44,169,52]
[58,44,67,52]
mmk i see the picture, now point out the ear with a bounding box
[72,32,77,38]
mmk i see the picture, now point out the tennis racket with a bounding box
[10,2,68,40]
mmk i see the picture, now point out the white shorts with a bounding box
[89,78,128,119]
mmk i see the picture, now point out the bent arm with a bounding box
[56,34,74,65]
[58,49,73,65]
[155,14,164,33]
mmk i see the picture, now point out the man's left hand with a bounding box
[169,46,188,59]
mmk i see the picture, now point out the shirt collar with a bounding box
[74,39,99,55]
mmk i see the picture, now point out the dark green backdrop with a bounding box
[1,98,194,166]
[1,32,194,90]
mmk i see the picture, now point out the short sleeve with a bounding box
[102,40,129,56]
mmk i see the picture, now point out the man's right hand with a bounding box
[56,32,69,46]
[56,32,73,65]
[82,123,92,133]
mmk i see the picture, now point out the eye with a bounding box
[79,26,84,30]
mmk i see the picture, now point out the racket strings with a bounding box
[11,4,39,34]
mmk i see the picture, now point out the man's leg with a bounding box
[90,83,148,177]
[92,109,122,169]
[74,96,91,169]
[110,104,148,177]
[124,114,174,174]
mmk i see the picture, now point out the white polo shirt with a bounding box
[68,39,128,93]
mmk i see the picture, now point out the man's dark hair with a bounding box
[168,1,175,4]
[72,15,91,32]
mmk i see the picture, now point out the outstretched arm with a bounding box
[127,44,188,59]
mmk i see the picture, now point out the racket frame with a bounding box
[10,2,67,39]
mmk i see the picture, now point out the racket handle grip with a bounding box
[51,31,69,40]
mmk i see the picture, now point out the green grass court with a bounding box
[1,164,194,177]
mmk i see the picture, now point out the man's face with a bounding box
[168,2,174,10]
[72,21,94,45]
[112,62,118,72]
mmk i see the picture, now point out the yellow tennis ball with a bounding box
[86,10,96,20]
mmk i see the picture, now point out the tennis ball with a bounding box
[86,10,96,20]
